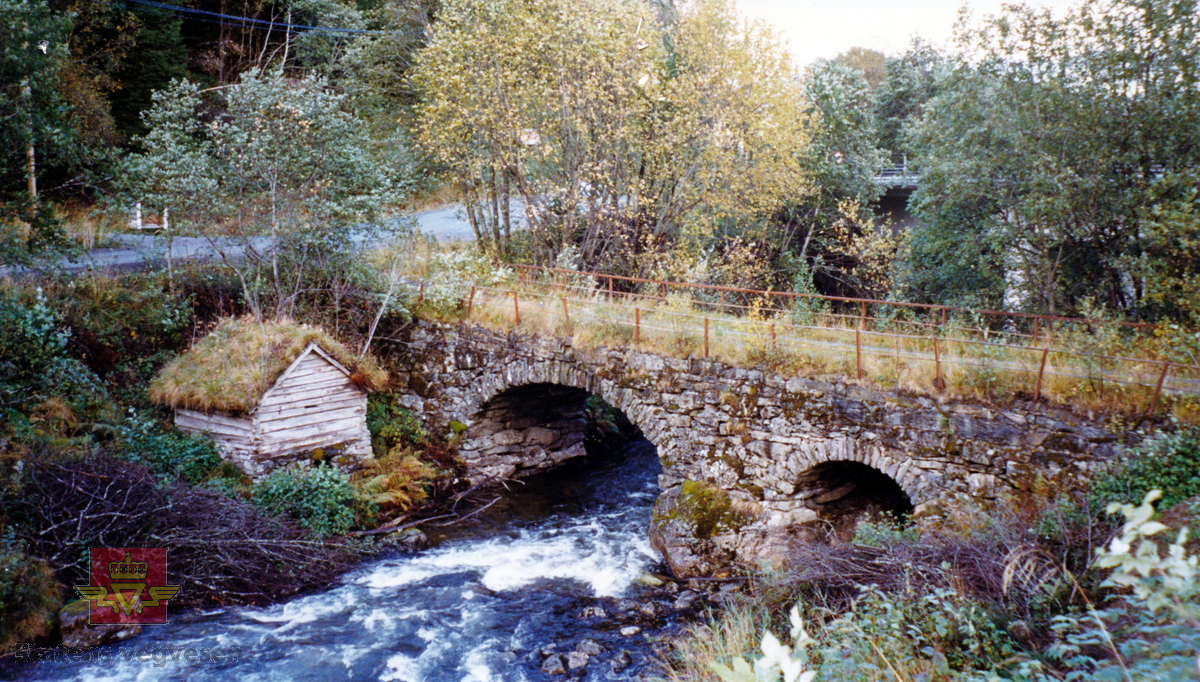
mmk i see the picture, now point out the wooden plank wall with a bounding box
[176,408,260,473]
[255,351,371,458]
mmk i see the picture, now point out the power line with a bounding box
[125,0,381,35]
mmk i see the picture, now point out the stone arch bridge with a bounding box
[390,321,1132,577]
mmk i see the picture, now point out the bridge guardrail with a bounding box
[400,267,1198,421]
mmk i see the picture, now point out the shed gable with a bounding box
[252,343,370,460]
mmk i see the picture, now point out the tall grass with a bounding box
[56,201,121,250]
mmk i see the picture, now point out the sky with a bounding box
[735,0,1079,67]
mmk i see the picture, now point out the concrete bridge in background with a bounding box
[389,320,1134,578]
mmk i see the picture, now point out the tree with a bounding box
[900,0,1200,319]
[833,46,886,90]
[873,39,948,161]
[129,69,405,319]
[0,0,76,266]
[782,58,891,299]
[110,10,189,142]
[411,0,810,273]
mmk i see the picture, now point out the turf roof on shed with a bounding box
[150,317,386,414]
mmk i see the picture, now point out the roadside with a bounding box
[1,202,502,278]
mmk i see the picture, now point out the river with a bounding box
[13,440,678,682]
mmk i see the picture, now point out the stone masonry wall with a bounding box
[389,321,1137,577]
[457,383,591,478]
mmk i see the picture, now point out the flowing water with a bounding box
[14,440,674,682]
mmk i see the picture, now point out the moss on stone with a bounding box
[656,480,753,540]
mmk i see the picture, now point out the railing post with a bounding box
[662,281,668,303]
[561,297,571,336]
[418,281,425,305]
[860,301,867,330]
[1032,317,1040,344]
[704,317,709,358]
[1034,348,1049,403]
[770,323,776,349]
[855,329,862,380]
[1147,362,1170,418]
[465,285,475,320]
[608,276,614,301]
[635,307,641,345]
[933,336,943,391]
[513,290,520,325]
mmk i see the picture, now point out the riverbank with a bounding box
[7,440,726,682]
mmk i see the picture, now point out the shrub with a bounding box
[16,450,354,607]
[0,528,62,654]
[700,489,1200,682]
[0,288,69,385]
[365,395,427,455]
[706,582,1018,682]
[1090,426,1200,512]
[118,412,223,484]
[252,465,360,538]
[851,517,919,548]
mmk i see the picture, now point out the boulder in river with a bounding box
[58,600,142,649]
[541,653,566,675]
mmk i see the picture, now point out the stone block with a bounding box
[491,429,524,446]
[525,426,558,446]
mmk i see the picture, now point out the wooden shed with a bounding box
[150,318,387,477]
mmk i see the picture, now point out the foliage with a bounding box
[351,446,438,514]
[0,1,72,199]
[0,287,69,391]
[413,0,809,267]
[709,604,817,682]
[851,516,919,548]
[833,47,886,90]
[405,243,514,317]
[109,9,188,141]
[128,68,407,320]
[1090,426,1200,513]
[873,39,948,159]
[903,0,1200,320]
[13,449,356,607]
[366,394,427,455]
[150,316,387,414]
[706,587,1016,682]
[0,527,62,655]
[252,464,361,538]
[1133,177,1200,328]
[671,485,1200,682]
[966,490,1200,681]
[0,288,110,416]
[117,410,222,484]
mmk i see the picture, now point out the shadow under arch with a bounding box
[457,382,651,482]
[795,460,915,542]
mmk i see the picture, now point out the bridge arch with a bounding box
[788,441,932,508]
[446,357,670,482]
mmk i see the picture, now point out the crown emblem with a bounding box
[109,551,149,581]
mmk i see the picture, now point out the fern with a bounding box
[351,447,439,514]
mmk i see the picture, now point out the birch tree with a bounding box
[412,0,810,272]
